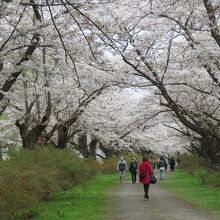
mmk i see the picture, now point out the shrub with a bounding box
[177,154,220,188]
[178,154,202,174]
[196,169,220,188]
[0,147,98,219]
[99,155,119,174]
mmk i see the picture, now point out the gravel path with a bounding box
[105,174,219,220]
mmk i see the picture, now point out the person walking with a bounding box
[169,157,176,172]
[129,158,138,183]
[117,156,127,183]
[139,155,153,201]
[157,156,167,180]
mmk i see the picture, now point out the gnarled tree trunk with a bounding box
[16,115,50,149]
[57,124,68,149]
[99,142,116,159]
[89,138,98,159]
[201,137,220,164]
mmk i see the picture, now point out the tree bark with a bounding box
[16,116,50,149]
[77,132,89,158]
[201,137,220,163]
[98,142,116,159]
[0,149,2,160]
[57,124,68,149]
[203,0,220,48]
[89,138,98,159]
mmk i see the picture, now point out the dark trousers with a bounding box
[131,172,137,183]
[143,184,149,198]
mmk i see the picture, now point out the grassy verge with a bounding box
[0,148,102,219]
[161,170,220,217]
[35,173,118,220]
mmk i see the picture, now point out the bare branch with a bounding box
[45,0,81,87]
[203,0,220,47]
[0,6,26,52]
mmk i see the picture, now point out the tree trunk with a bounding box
[78,132,89,158]
[99,142,116,159]
[18,127,40,149]
[57,124,68,149]
[201,137,220,164]
[0,148,2,160]
[89,138,98,159]
[22,135,39,149]
[16,115,51,149]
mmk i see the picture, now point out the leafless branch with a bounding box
[45,0,81,87]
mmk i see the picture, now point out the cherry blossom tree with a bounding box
[1,0,220,162]
[70,0,220,162]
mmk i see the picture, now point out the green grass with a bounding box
[161,170,220,217]
[35,173,118,220]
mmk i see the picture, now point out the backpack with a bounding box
[159,160,164,168]
[163,159,168,169]
[158,160,167,170]
[119,162,126,171]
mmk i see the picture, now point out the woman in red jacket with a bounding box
[139,155,154,201]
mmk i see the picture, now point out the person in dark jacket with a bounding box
[139,155,153,201]
[129,159,138,183]
[157,156,167,180]
[169,157,176,172]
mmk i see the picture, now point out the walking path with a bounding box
[105,175,218,220]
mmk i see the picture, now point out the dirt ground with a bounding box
[104,173,219,220]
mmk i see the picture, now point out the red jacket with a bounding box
[139,160,153,184]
